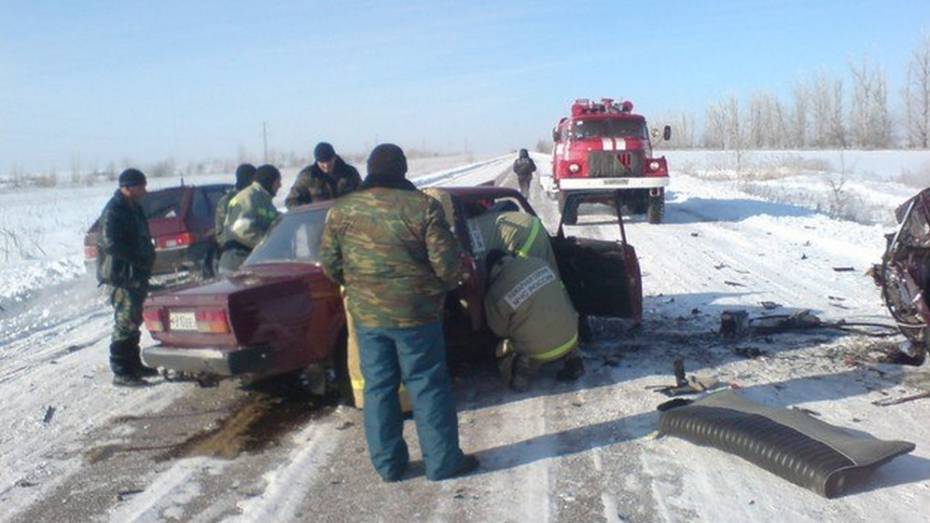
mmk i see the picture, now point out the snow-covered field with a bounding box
[2,150,930,522]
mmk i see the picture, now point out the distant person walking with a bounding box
[218,165,281,274]
[320,143,478,482]
[96,169,157,387]
[285,142,361,208]
[512,148,536,198]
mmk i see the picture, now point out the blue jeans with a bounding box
[355,321,465,481]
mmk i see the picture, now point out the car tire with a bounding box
[647,195,664,224]
[559,191,578,225]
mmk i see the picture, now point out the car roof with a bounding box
[286,185,525,214]
[146,183,233,195]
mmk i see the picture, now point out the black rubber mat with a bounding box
[658,391,915,498]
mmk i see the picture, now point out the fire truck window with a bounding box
[572,120,648,139]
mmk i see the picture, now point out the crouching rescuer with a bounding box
[484,249,585,391]
[320,143,478,482]
[96,169,157,386]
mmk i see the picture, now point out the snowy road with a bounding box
[3,153,930,522]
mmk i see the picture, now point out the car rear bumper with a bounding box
[142,344,274,376]
[558,176,669,190]
[151,242,211,274]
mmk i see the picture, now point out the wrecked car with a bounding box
[140,186,642,397]
[84,183,233,278]
[872,187,930,364]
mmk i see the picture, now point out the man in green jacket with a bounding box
[96,169,157,386]
[214,163,256,247]
[320,143,478,482]
[218,164,281,274]
[483,249,584,391]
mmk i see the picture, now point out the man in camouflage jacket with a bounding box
[285,142,361,208]
[218,165,281,274]
[320,143,478,482]
[96,168,156,386]
[214,163,255,247]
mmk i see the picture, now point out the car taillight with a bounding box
[84,245,98,259]
[649,161,660,171]
[157,232,194,249]
[568,163,580,173]
[143,309,164,332]
[196,309,230,334]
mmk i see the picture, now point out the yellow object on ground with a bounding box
[346,307,412,413]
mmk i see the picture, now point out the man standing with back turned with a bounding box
[320,143,478,482]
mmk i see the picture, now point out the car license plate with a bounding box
[169,311,197,331]
[603,179,629,186]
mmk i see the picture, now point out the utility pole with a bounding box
[262,122,268,163]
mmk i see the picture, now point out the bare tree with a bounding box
[903,36,930,148]
[849,56,892,148]
[791,81,809,148]
[703,101,727,149]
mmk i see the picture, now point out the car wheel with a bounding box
[558,191,578,225]
[647,195,664,224]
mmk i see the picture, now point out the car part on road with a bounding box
[872,390,930,407]
[719,309,899,339]
[658,390,916,498]
[646,357,724,396]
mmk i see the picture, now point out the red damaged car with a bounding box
[873,187,930,364]
[84,183,232,278]
[141,186,642,392]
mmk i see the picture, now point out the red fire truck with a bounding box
[551,98,671,224]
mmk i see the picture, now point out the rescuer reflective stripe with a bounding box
[516,218,541,258]
[530,333,578,363]
[467,220,486,255]
[503,265,556,309]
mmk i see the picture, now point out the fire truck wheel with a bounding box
[647,195,664,224]
[559,191,578,225]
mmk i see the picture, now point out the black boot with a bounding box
[556,356,585,382]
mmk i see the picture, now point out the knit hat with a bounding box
[314,142,336,162]
[366,143,407,181]
[254,164,281,194]
[118,168,147,187]
[234,163,256,191]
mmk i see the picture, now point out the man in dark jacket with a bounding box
[512,148,537,197]
[285,142,361,208]
[214,163,256,247]
[96,169,157,386]
[320,143,478,482]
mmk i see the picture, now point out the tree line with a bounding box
[657,37,930,150]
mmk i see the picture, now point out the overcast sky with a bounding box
[1,0,928,172]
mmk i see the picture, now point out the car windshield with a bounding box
[572,119,647,140]
[141,189,183,219]
[244,210,327,265]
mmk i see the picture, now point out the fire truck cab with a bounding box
[551,98,671,224]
